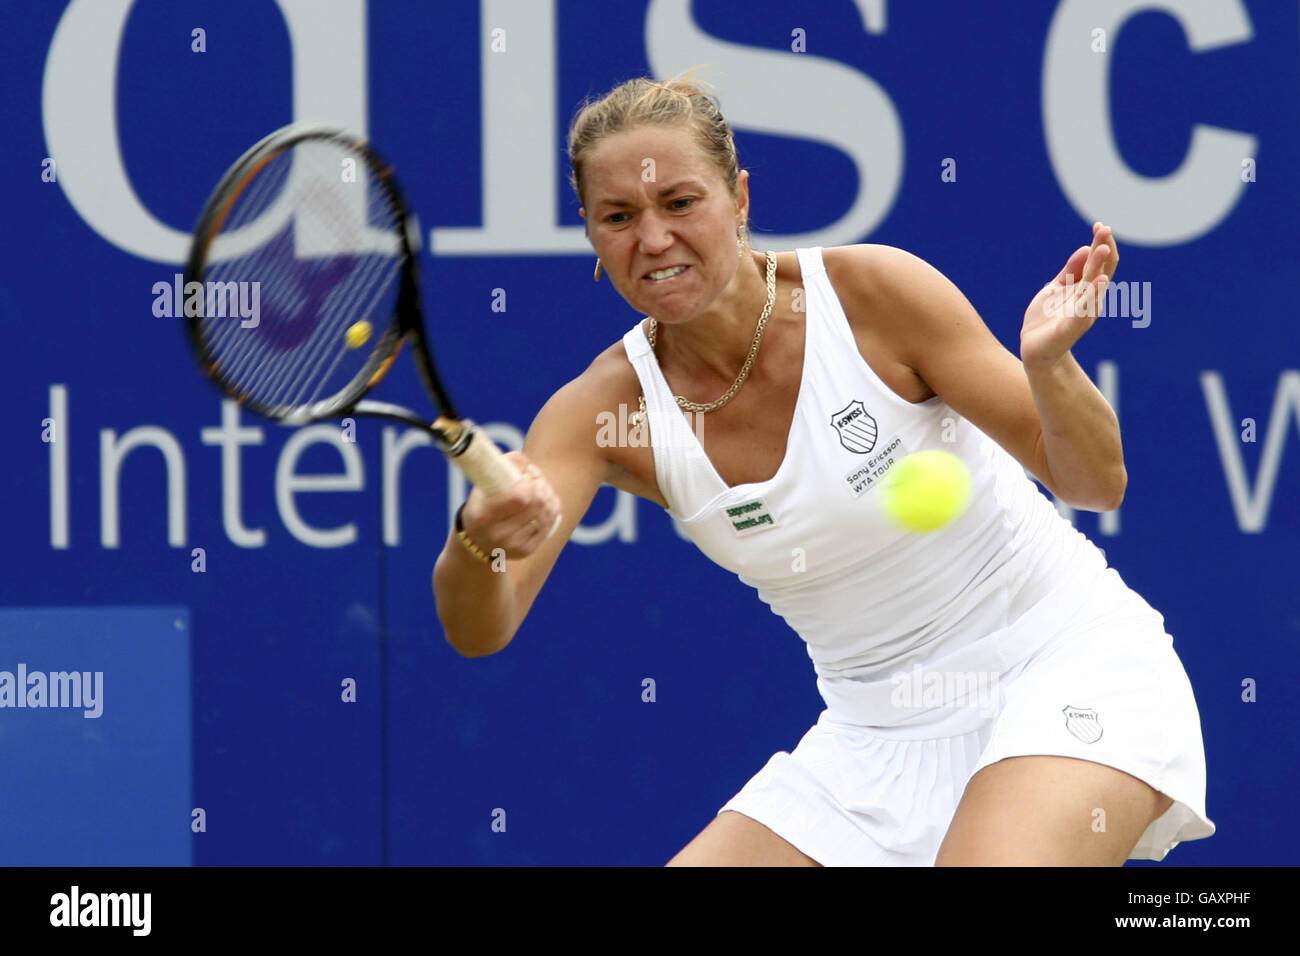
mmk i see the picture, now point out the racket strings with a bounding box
[202,151,343,392]
[196,139,406,417]
[216,152,398,403]
[278,180,403,407]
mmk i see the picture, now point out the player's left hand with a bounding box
[1021,222,1120,370]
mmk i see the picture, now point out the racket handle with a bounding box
[452,425,521,496]
[447,421,562,538]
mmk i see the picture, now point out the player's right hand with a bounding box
[458,449,562,560]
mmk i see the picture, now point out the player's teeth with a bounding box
[648,266,686,280]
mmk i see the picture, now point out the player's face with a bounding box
[580,124,747,324]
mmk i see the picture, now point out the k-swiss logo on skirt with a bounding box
[1063,705,1104,743]
[830,400,878,453]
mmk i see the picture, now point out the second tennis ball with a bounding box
[879,450,972,532]
[345,320,373,349]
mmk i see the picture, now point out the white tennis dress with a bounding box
[620,245,1214,865]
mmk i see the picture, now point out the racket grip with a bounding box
[449,422,562,538]
[452,425,521,497]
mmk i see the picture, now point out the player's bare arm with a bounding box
[829,237,1125,511]
[433,351,635,657]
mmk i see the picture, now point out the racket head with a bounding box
[184,123,447,432]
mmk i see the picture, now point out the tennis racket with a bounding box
[184,121,527,504]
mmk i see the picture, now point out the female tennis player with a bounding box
[432,74,1215,866]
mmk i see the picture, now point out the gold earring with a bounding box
[593,258,603,282]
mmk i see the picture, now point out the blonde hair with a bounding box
[567,70,750,242]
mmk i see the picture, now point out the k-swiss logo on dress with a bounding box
[829,400,878,454]
[1063,705,1104,744]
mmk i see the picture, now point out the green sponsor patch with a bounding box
[724,498,777,536]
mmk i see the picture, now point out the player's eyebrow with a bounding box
[594,181,705,208]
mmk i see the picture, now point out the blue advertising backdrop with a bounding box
[0,0,1295,865]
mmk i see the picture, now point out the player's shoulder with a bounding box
[818,243,966,381]
[821,242,937,297]
[575,329,645,408]
[821,243,954,332]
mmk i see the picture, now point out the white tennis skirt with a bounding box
[718,565,1215,866]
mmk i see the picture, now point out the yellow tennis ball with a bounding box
[880,450,972,532]
[345,320,373,349]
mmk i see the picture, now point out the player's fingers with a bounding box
[503,448,542,476]
[1054,246,1091,286]
[461,492,532,547]
[465,487,528,533]
[497,510,552,556]
[1072,272,1108,319]
[1070,279,1091,319]
[474,457,549,516]
[1100,225,1120,275]
[538,482,563,538]
[513,472,564,548]
[1085,221,1119,285]
[475,468,558,546]
[526,470,563,540]
[1080,224,1112,283]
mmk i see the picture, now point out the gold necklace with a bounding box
[630,249,777,428]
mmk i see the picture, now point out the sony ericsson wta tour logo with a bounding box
[1063,704,1104,743]
[830,400,878,454]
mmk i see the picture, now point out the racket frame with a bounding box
[183,121,473,455]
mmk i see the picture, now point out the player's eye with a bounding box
[605,212,629,224]
[670,198,695,210]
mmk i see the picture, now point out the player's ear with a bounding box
[735,169,750,223]
[579,206,587,237]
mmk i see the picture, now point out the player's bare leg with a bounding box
[666,810,822,866]
[934,755,1175,866]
